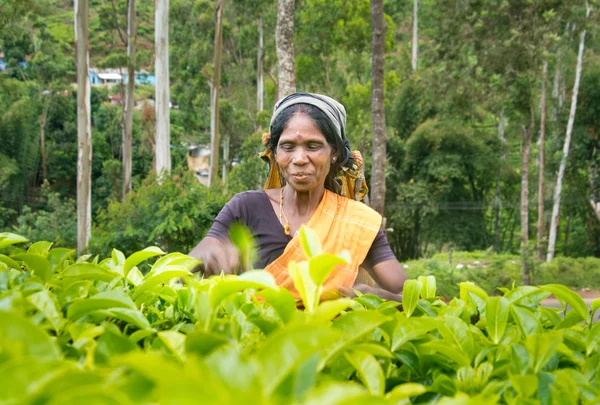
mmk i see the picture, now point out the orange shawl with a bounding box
[264,189,382,299]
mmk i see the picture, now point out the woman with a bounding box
[190,93,407,300]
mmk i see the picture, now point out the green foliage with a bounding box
[90,169,229,256]
[405,253,600,298]
[405,256,525,298]
[2,0,600,267]
[386,118,502,259]
[15,187,76,247]
[2,230,600,404]
[535,257,600,290]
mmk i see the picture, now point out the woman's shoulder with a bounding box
[328,191,382,220]
[227,190,270,207]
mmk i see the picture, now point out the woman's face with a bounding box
[275,114,334,193]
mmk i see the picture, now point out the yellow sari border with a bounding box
[265,190,382,300]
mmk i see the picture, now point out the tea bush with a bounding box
[90,170,229,257]
[1,230,599,404]
[405,254,600,298]
[534,257,600,290]
[15,191,77,247]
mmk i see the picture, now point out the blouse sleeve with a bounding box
[361,229,397,269]
[205,193,248,241]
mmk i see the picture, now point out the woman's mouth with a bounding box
[292,173,310,180]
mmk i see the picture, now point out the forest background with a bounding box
[1,0,600,293]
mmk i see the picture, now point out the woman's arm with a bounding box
[339,260,407,303]
[367,259,408,294]
[339,282,403,302]
[189,193,248,275]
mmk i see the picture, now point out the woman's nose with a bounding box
[292,148,308,164]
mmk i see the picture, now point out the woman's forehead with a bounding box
[279,131,327,143]
[279,115,326,142]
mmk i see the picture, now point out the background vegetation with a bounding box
[1,0,599,282]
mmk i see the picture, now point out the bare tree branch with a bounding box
[591,200,600,222]
[110,0,128,46]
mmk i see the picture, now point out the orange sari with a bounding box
[264,189,382,299]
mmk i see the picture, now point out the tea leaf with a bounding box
[0,233,29,250]
[402,279,422,317]
[124,246,166,274]
[486,297,509,344]
[539,284,589,322]
[298,226,322,259]
[418,275,436,299]
[345,350,385,396]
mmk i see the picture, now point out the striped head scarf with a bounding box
[261,92,367,200]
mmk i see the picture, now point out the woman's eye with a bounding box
[280,144,294,152]
[307,143,322,151]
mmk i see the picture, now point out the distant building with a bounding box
[187,145,211,186]
[0,52,28,72]
[89,68,156,86]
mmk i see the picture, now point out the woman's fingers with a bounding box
[225,243,240,273]
[340,283,403,304]
[339,286,357,298]
[202,252,219,276]
[189,237,241,276]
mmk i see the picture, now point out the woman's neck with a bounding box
[285,184,325,217]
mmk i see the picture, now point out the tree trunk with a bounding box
[370,0,387,216]
[547,25,587,262]
[592,146,600,222]
[222,131,230,182]
[276,0,295,98]
[76,0,92,255]
[40,104,48,182]
[123,0,136,198]
[536,59,548,260]
[256,16,264,113]
[155,0,171,178]
[591,200,600,221]
[493,110,507,252]
[209,0,224,185]
[411,0,418,72]
[563,216,571,256]
[521,108,534,285]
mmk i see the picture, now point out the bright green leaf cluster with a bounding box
[1,231,599,404]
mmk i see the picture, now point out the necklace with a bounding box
[279,186,291,236]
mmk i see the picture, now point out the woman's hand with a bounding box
[188,236,240,276]
[339,283,403,303]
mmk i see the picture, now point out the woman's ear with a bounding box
[331,150,339,164]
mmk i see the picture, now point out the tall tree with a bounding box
[276,0,296,98]
[547,4,590,261]
[493,110,507,252]
[123,0,137,197]
[155,0,171,177]
[370,0,386,215]
[536,59,548,260]
[411,0,418,72]
[75,0,92,254]
[209,0,224,185]
[257,16,264,113]
[521,107,534,284]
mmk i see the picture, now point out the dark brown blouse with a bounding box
[206,190,396,269]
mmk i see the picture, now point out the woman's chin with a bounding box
[287,177,318,192]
